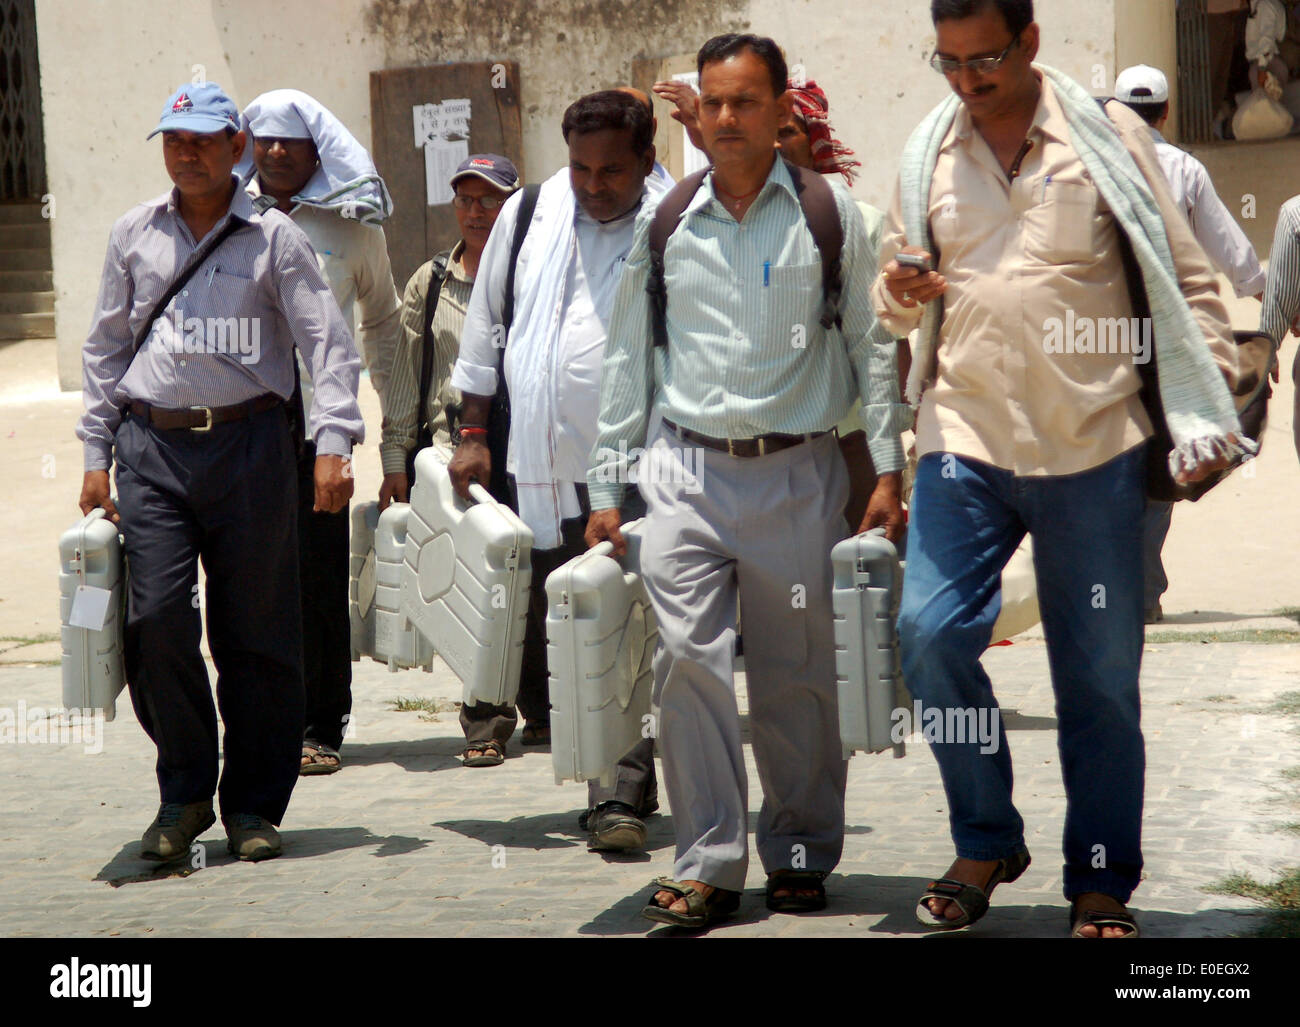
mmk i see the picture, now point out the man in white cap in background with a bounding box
[1114,64,1265,624]
[239,89,403,776]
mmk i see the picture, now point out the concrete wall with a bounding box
[39,0,388,388]
[45,0,1134,388]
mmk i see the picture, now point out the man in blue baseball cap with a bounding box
[77,81,364,863]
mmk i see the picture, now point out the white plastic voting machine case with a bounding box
[546,520,657,787]
[59,508,127,720]
[401,447,532,706]
[832,528,906,759]
[990,538,1039,644]
[352,501,435,672]
[349,502,380,662]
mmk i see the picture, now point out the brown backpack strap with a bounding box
[647,168,709,348]
[783,160,844,330]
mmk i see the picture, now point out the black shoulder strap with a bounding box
[647,169,709,348]
[784,160,844,330]
[501,183,541,343]
[483,182,539,510]
[131,217,244,356]
[416,249,453,437]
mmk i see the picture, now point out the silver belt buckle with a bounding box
[727,438,737,457]
[757,437,769,457]
[189,406,213,432]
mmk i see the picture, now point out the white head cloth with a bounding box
[236,88,393,223]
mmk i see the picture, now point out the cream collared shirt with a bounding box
[873,78,1235,477]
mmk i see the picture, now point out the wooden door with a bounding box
[370,61,523,291]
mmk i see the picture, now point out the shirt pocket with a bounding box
[1022,180,1097,265]
[766,260,823,345]
[204,268,260,317]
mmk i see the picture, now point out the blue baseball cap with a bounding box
[147,82,241,139]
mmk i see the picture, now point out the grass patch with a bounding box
[1203,694,1237,703]
[1269,692,1300,717]
[1281,823,1300,835]
[0,633,58,647]
[1206,869,1300,938]
[1281,766,1300,782]
[1144,629,1300,644]
[1271,607,1300,626]
[390,696,460,715]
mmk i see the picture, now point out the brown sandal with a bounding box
[462,740,505,767]
[1069,897,1139,938]
[300,742,341,776]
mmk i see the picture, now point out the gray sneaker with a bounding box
[141,800,215,862]
[222,813,282,862]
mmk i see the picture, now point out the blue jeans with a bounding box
[897,448,1146,903]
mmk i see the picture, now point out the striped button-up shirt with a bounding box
[78,179,364,471]
[1260,195,1300,346]
[587,156,908,511]
[380,242,473,474]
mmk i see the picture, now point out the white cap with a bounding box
[1115,65,1169,105]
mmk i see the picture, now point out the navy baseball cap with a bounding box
[147,82,241,139]
[450,154,520,192]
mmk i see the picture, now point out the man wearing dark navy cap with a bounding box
[77,82,364,863]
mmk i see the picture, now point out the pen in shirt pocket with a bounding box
[763,260,770,287]
[1042,175,1052,202]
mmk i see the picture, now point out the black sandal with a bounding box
[641,877,741,928]
[915,848,1031,930]
[1069,898,1139,938]
[462,740,505,767]
[766,869,828,913]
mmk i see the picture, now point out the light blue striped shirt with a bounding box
[586,156,909,510]
[1261,196,1300,347]
[78,180,364,471]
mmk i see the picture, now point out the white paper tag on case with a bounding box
[69,585,113,631]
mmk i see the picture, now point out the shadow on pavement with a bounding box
[1158,610,1272,626]
[335,737,466,772]
[433,808,676,855]
[94,826,428,884]
[1001,708,1058,731]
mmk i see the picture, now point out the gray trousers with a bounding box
[638,424,850,892]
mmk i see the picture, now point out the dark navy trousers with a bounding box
[297,441,352,752]
[114,404,303,824]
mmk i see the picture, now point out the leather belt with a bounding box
[128,394,282,432]
[662,417,828,459]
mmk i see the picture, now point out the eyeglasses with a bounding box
[929,34,1021,76]
[452,194,505,211]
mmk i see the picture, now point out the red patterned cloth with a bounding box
[788,79,862,184]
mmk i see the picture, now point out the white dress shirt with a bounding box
[1151,128,1266,298]
[451,180,647,522]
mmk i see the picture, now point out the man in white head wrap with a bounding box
[238,89,402,777]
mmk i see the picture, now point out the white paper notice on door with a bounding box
[413,99,473,206]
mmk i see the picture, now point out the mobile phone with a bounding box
[894,252,931,273]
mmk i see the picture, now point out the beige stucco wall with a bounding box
[39,0,388,388]
[45,0,1133,388]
